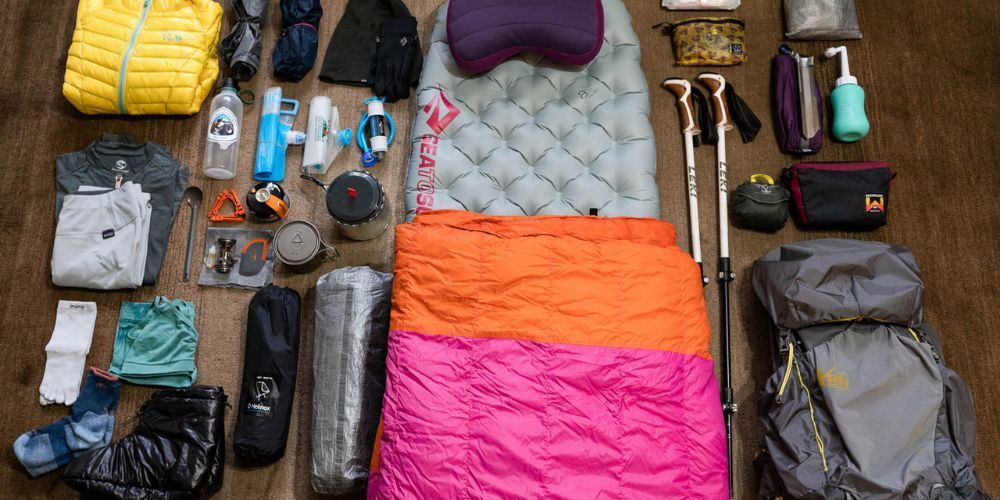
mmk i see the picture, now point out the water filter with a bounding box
[203,78,244,180]
[357,97,395,167]
[302,96,353,175]
[253,86,306,182]
[824,46,870,142]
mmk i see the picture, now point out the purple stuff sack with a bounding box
[774,49,823,154]
[447,0,604,74]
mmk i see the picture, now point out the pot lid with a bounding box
[326,170,384,225]
[273,221,323,266]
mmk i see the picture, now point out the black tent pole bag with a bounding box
[233,284,302,463]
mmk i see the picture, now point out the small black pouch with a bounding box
[732,174,790,232]
[785,161,893,230]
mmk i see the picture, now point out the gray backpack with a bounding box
[751,239,989,499]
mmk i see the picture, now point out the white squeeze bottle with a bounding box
[203,77,245,180]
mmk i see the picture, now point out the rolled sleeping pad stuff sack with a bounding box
[310,267,393,495]
[233,285,302,463]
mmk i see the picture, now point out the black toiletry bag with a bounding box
[732,174,790,232]
[784,161,893,230]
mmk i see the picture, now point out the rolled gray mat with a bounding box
[310,266,393,495]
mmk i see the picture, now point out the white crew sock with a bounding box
[39,301,97,406]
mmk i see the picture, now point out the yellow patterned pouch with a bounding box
[657,18,746,66]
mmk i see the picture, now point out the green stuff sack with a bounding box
[731,174,789,232]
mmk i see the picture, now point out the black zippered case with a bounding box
[784,161,893,230]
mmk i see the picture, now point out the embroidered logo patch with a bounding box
[865,194,885,213]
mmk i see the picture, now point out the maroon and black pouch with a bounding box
[784,161,893,230]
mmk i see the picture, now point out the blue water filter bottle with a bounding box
[825,46,870,142]
[253,86,305,182]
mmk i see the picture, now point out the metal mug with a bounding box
[272,220,337,272]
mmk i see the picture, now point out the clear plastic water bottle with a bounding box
[203,78,245,180]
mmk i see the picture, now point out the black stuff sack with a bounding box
[784,161,893,230]
[233,285,302,464]
[732,174,790,232]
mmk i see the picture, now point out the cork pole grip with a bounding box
[661,78,698,134]
[697,72,730,129]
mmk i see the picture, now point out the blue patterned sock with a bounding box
[13,368,120,477]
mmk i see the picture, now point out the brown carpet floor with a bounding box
[1,0,997,498]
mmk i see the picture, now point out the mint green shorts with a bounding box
[109,297,197,387]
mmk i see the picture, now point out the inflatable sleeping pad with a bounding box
[405,0,658,219]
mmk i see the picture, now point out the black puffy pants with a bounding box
[63,386,228,498]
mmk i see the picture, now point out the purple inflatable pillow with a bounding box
[447,0,604,73]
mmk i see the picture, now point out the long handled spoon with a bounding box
[181,186,204,282]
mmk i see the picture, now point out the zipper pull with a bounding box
[651,21,673,34]
[115,175,123,189]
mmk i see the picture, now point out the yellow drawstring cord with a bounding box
[795,360,829,472]
[776,342,794,399]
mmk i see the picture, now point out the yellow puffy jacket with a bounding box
[63,0,223,115]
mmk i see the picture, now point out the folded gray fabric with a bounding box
[310,267,392,495]
[197,228,273,290]
[56,133,188,286]
[52,182,151,290]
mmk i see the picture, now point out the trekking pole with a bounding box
[697,71,737,499]
[661,78,708,285]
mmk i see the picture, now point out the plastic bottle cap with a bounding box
[220,77,239,92]
[836,75,859,87]
[288,131,306,145]
[337,129,353,147]
[361,151,377,167]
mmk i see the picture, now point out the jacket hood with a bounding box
[752,238,924,329]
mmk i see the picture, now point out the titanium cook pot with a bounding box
[272,220,337,271]
[325,170,390,241]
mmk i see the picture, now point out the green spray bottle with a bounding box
[824,46,870,142]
